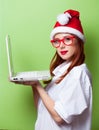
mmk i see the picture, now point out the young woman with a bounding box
[13,9,92,130]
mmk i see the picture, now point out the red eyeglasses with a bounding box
[50,35,75,48]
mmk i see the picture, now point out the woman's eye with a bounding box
[65,37,71,41]
[54,40,59,43]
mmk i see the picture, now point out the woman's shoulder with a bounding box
[70,63,92,80]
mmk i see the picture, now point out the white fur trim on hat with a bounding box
[50,27,85,42]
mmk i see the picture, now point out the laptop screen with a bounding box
[6,35,14,77]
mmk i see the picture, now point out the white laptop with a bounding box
[6,35,51,82]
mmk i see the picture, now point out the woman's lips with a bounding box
[60,50,68,55]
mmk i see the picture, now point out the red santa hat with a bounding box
[50,9,85,42]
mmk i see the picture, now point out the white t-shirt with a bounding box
[35,62,92,130]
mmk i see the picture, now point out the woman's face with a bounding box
[53,33,78,61]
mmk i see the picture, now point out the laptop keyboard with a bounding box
[17,70,50,78]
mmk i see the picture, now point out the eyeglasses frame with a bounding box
[50,35,76,48]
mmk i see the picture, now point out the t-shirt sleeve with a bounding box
[54,70,91,124]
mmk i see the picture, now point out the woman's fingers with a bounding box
[12,80,40,86]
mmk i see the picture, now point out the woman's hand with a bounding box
[10,80,41,87]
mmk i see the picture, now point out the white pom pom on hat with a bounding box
[57,12,72,25]
[50,9,85,42]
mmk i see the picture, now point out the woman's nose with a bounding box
[60,41,65,48]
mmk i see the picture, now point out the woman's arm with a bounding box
[31,86,39,108]
[34,84,64,125]
[12,80,64,124]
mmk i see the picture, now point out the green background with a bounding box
[0,0,99,129]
